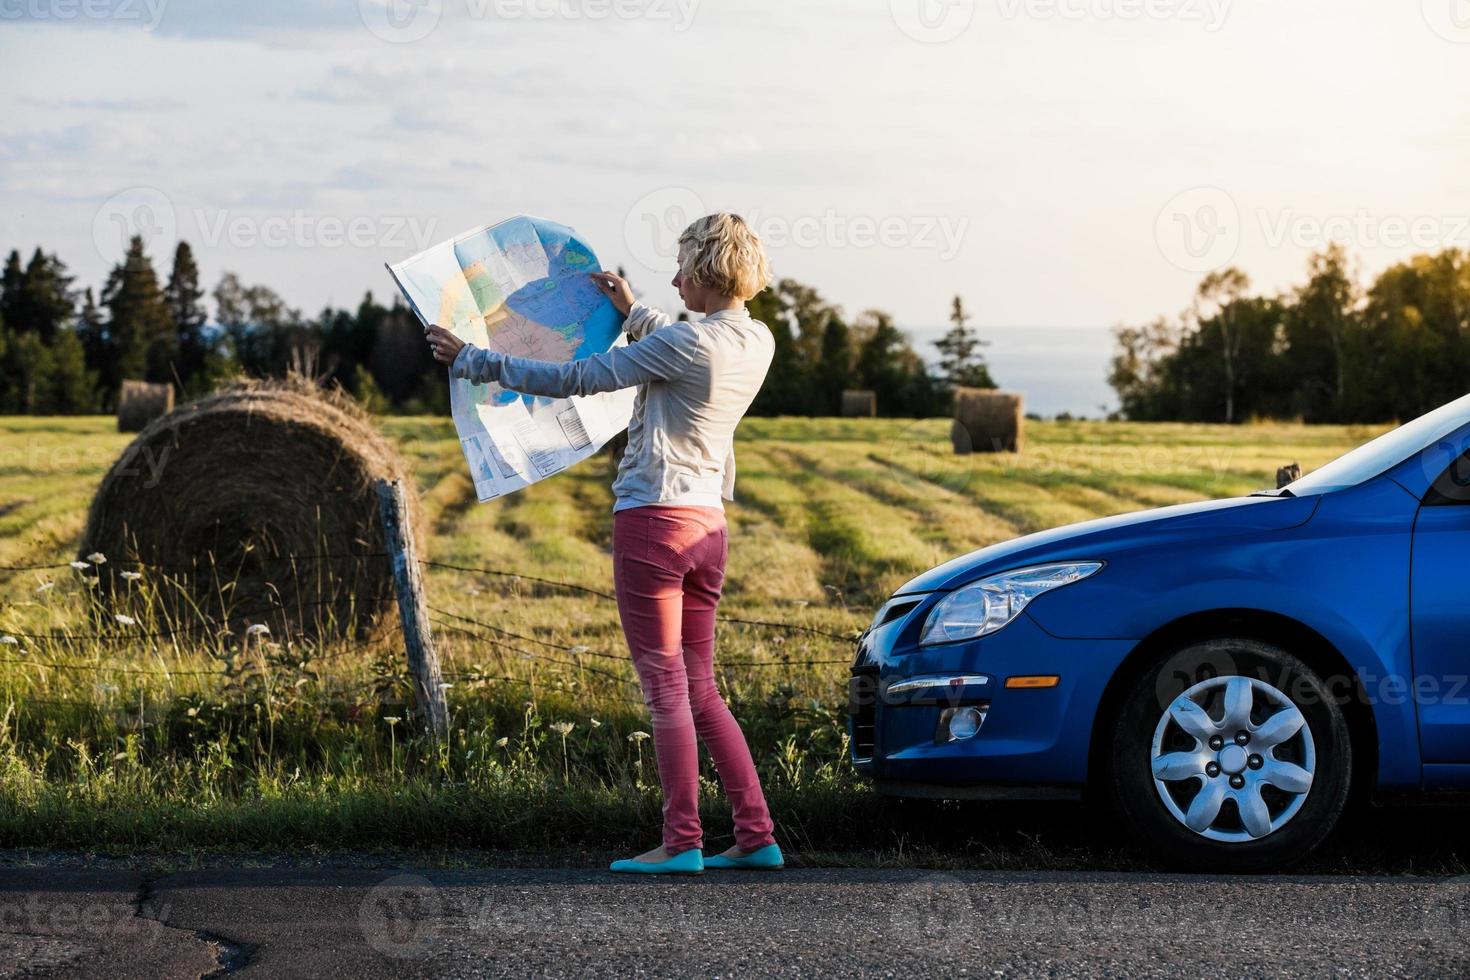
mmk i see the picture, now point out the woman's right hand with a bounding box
[589,271,635,317]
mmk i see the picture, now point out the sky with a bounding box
[2,0,1468,343]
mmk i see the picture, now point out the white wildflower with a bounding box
[114,614,137,626]
[627,730,651,743]
[550,721,574,737]
[69,560,89,571]
[494,736,509,748]
[589,717,602,729]
[569,645,590,655]
[245,623,271,637]
[87,552,106,564]
[383,716,402,726]
[0,636,17,646]
[120,571,142,581]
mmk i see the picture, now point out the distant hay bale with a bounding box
[116,380,174,433]
[841,390,877,418]
[80,373,425,642]
[952,387,1024,454]
[1276,461,1302,488]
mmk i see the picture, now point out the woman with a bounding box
[424,213,783,875]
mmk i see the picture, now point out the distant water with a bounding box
[905,324,1118,419]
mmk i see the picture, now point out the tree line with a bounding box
[1110,245,1470,424]
[0,236,996,418]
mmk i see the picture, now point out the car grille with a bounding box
[848,666,879,762]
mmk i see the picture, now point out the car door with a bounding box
[1411,448,1470,766]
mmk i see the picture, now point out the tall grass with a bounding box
[0,414,1376,857]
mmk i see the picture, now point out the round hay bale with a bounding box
[841,389,877,418]
[117,379,175,433]
[952,387,1024,454]
[80,374,425,642]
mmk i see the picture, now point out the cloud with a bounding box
[19,96,188,112]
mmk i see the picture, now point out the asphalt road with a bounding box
[3,865,1468,978]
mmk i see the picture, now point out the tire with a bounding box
[1105,637,1353,872]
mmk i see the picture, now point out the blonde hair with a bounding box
[676,212,772,300]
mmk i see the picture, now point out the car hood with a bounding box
[892,493,1322,596]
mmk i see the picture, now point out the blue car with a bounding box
[850,393,1470,870]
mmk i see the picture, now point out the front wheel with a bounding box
[1106,637,1353,872]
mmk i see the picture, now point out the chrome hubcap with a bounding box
[1150,675,1315,842]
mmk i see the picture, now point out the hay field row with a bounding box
[0,414,1384,862]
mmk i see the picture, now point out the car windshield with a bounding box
[1287,392,1470,494]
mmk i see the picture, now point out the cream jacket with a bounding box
[450,301,775,512]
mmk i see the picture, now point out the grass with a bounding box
[7,411,1454,872]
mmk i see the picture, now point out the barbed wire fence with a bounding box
[0,485,865,724]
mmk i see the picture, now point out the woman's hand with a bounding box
[424,324,466,366]
[589,271,635,317]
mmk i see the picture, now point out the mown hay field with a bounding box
[0,414,1400,865]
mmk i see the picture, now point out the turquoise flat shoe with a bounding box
[703,843,784,870]
[608,848,704,875]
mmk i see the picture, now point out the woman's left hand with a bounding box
[424,324,466,365]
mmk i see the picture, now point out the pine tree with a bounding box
[855,310,946,416]
[0,251,75,412]
[0,309,11,413]
[165,241,207,390]
[933,295,995,390]
[17,249,76,345]
[49,327,97,413]
[101,236,173,399]
[75,288,108,379]
[0,251,24,331]
[817,315,854,414]
[3,332,55,413]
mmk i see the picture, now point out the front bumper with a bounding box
[848,603,1134,792]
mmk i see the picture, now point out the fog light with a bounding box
[941,706,986,742]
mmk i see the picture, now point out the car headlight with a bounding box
[918,561,1104,645]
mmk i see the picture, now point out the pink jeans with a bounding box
[612,503,776,855]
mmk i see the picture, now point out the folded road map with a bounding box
[387,216,635,501]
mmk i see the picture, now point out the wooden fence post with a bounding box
[376,478,449,739]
